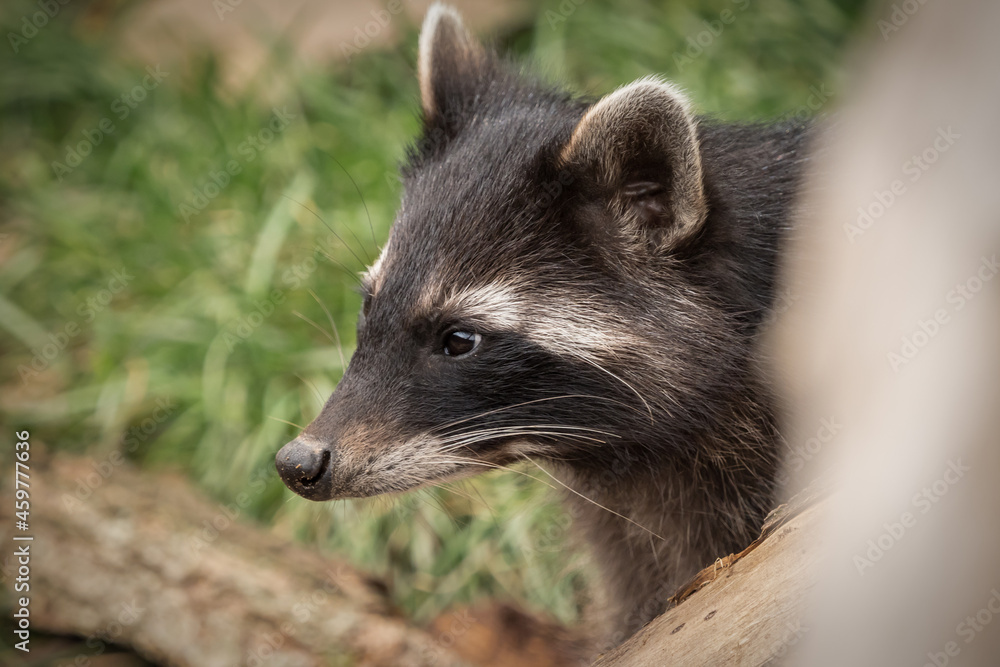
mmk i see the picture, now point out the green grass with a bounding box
[0,0,868,628]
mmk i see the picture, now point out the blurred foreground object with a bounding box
[773,0,1000,664]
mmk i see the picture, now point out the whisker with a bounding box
[439,422,620,441]
[431,394,643,435]
[293,309,338,345]
[307,287,347,370]
[521,455,667,543]
[569,352,655,425]
[437,428,610,454]
[462,479,500,522]
[284,195,371,269]
[268,416,306,430]
[425,455,560,492]
[294,373,326,412]
[318,149,379,257]
[441,421,621,439]
[315,248,364,287]
[404,489,454,527]
[427,481,479,504]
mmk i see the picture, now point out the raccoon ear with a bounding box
[559,77,708,246]
[418,4,487,126]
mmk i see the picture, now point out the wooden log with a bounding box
[2,452,834,667]
[1,453,470,667]
[592,487,828,667]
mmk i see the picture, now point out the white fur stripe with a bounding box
[437,282,524,330]
[436,282,640,365]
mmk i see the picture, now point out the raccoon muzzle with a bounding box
[275,436,335,501]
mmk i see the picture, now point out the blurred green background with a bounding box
[0,0,871,630]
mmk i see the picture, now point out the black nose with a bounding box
[275,436,334,501]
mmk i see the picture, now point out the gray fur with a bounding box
[276,3,811,650]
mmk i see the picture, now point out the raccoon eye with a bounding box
[443,330,481,357]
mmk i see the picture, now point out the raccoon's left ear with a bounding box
[559,77,708,247]
[418,4,487,129]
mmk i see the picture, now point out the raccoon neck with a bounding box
[554,407,778,648]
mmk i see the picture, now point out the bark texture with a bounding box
[0,454,469,667]
[592,486,828,667]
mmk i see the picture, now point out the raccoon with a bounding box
[276,3,810,647]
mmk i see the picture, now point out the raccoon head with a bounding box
[276,4,734,501]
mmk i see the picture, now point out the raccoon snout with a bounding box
[275,436,335,501]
